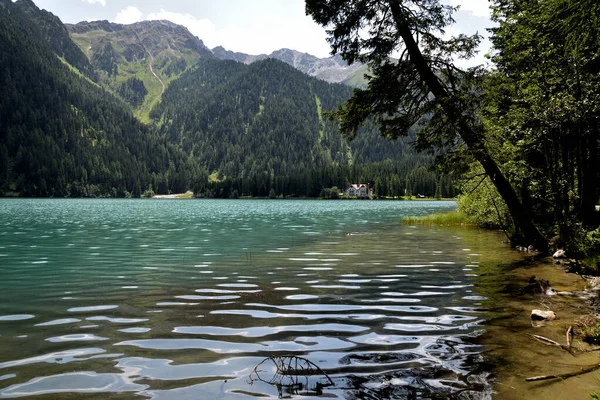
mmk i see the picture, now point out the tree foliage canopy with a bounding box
[306,0,551,252]
[465,0,600,254]
[306,0,481,145]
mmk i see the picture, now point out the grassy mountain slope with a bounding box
[66,19,213,121]
[343,63,370,88]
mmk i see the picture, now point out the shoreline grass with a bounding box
[401,211,475,226]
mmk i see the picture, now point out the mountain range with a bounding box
[211,46,367,85]
[63,16,367,120]
[0,0,451,199]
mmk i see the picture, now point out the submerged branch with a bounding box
[530,334,575,355]
[526,363,600,382]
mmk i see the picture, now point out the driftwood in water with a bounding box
[526,328,600,382]
[566,326,573,348]
[248,355,334,397]
[530,334,575,355]
[526,363,600,381]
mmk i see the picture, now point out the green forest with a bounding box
[0,0,186,198]
[0,0,453,200]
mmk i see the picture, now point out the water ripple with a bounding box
[45,334,109,343]
[35,318,81,327]
[0,372,147,398]
[67,305,118,313]
[115,336,355,353]
[175,295,240,300]
[173,323,368,337]
[0,348,117,369]
[245,303,439,313]
[0,315,35,321]
[86,317,149,324]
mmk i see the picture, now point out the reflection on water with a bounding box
[0,199,519,399]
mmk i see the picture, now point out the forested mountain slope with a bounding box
[0,0,190,197]
[13,0,97,82]
[149,56,452,197]
[150,57,413,178]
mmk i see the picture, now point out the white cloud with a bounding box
[144,8,329,57]
[231,14,330,57]
[115,6,142,24]
[82,0,106,6]
[450,0,491,18]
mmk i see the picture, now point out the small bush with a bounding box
[577,316,600,344]
[457,176,511,229]
[320,186,340,199]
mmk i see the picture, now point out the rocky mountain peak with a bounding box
[66,20,123,34]
[212,45,364,85]
[67,19,211,58]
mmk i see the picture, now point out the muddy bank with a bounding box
[475,255,600,399]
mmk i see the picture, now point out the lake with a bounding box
[0,199,519,399]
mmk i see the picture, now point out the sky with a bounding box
[29,0,494,65]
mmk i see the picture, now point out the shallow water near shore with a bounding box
[0,199,526,399]
[474,257,599,399]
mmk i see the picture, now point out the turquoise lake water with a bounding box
[0,199,514,399]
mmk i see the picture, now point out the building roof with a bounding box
[347,184,368,189]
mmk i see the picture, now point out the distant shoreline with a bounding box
[150,193,456,200]
[0,194,457,200]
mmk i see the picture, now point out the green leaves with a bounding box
[484,0,600,238]
[306,1,483,149]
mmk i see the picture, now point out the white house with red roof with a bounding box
[345,184,371,199]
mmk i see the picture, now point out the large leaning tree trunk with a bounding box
[306,0,549,253]
[387,2,548,252]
